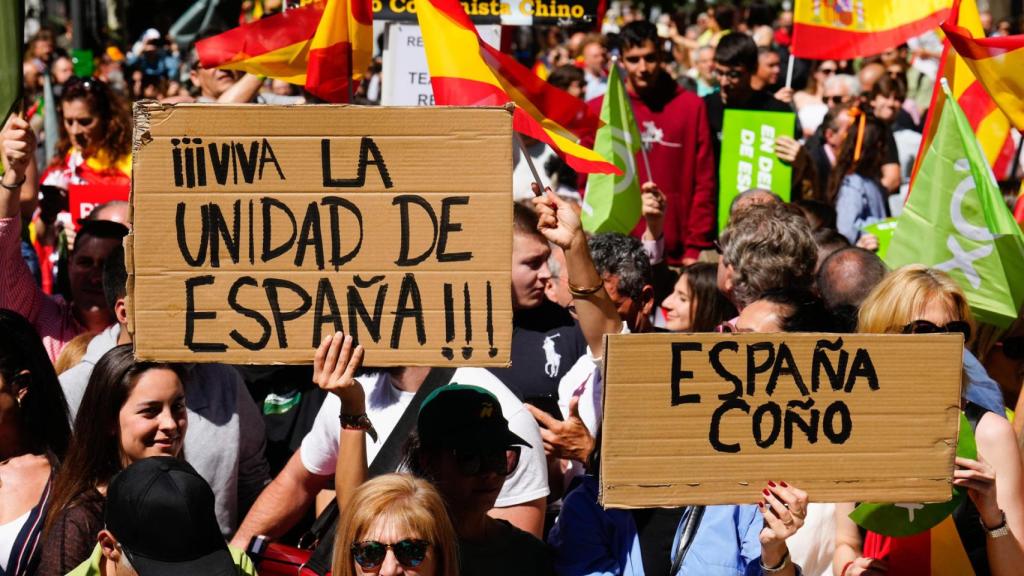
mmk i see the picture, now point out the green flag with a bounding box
[886,81,1024,328]
[581,63,642,235]
[1,0,24,127]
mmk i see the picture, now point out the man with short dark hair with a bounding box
[582,21,716,266]
[704,32,797,165]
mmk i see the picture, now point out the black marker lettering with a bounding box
[321,137,393,189]
[766,343,808,397]
[752,402,782,448]
[486,281,497,358]
[312,278,344,346]
[844,348,880,392]
[392,195,438,266]
[671,342,702,405]
[295,201,325,270]
[784,398,819,449]
[176,203,209,266]
[171,138,184,187]
[209,142,231,185]
[812,337,848,392]
[258,138,285,180]
[437,196,472,262]
[391,273,426,348]
[746,342,776,396]
[235,141,259,184]
[462,282,473,359]
[184,275,226,352]
[823,401,853,443]
[347,276,388,344]
[209,200,241,267]
[710,341,742,399]
[709,398,749,453]
[227,276,271,350]
[442,283,455,360]
[261,197,297,262]
[263,278,311,349]
[194,138,206,186]
[321,196,363,270]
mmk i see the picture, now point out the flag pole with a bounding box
[515,133,546,197]
[612,56,653,183]
[785,54,794,89]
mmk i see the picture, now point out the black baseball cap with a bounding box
[417,384,530,453]
[105,457,236,576]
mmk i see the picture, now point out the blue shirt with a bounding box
[835,173,887,243]
[551,476,795,576]
[963,349,1005,415]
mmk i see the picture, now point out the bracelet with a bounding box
[568,280,602,297]
[981,510,1010,539]
[759,549,789,574]
[840,560,854,576]
[0,174,26,191]
[339,412,377,440]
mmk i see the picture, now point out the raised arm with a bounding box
[312,332,368,512]
[531,186,621,358]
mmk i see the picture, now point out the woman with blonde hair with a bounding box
[333,473,458,576]
[834,265,1024,576]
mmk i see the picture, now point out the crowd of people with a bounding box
[2,1,1024,576]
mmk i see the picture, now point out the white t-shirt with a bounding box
[300,368,549,508]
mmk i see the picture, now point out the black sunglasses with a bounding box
[623,53,660,64]
[712,68,745,80]
[351,539,430,570]
[901,320,972,341]
[826,95,849,105]
[453,446,521,477]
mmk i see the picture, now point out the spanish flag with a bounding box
[910,0,1015,193]
[941,0,1024,131]
[196,0,371,103]
[791,0,951,60]
[414,0,619,175]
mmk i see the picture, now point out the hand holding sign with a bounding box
[773,135,801,165]
[525,396,595,465]
[759,481,808,565]
[843,557,889,576]
[953,456,1002,527]
[313,331,366,414]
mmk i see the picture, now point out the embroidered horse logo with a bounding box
[543,334,562,378]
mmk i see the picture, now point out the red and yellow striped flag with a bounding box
[195,0,371,102]
[791,0,951,60]
[942,0,1024,131]
[910,0,1015,191]
[305,0,372,102]
[414,0,619,175]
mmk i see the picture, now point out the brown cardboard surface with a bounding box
[128,102,513,365]
[599,333,963,508]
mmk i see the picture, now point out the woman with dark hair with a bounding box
[661,262,737,332]
[37,344,187,574]
[827,110,890,244]
[0,309,71,576]
[41,76,132,194]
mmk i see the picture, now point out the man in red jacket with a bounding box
[582,21,716,266]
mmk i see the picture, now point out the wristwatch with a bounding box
[339,412,377,441]
[981,510,1011,539]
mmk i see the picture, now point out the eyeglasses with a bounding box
[996,336,1024,360]
[819,67,837,75]
[351,539,430,570]
[825,95,850,105]
[64,76,104,95]
[453,446,521,477]
[623,53,660,64]
[900,320,972,342]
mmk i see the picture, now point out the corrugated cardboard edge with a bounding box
[599,333,611,506]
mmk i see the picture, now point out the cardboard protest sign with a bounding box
[381,24,500,107]
[599,333,963,508]
[717,109,794,231]
[127,103,513,366]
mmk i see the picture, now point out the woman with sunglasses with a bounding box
[827,110,890,244]
[793,60,838,138]
[833,265,1024,576]
[317,334,556,576]
[333,474,458,576]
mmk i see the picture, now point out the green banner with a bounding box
[717,109,794,231]
[861,217,898,260]
[1,0,25,127]
[582,62,642,235]
[886,82,1024,328]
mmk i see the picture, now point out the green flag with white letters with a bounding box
[886,81,1024,328]
[581,62,642,235]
